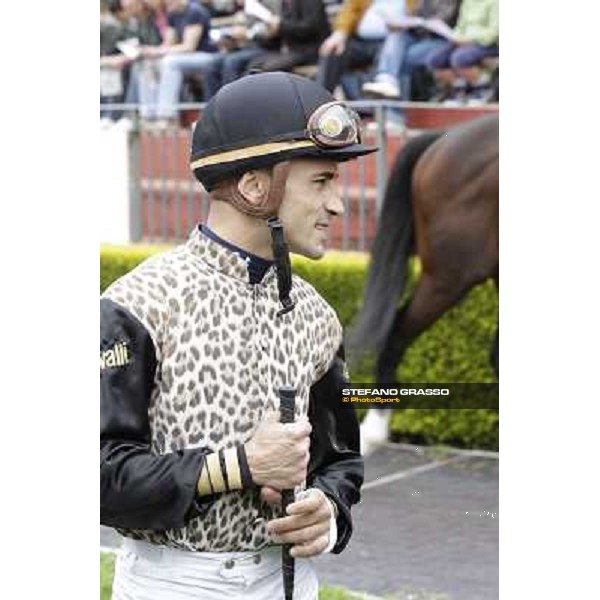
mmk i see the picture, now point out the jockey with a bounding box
[101,71,376,599]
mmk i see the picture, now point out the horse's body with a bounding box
[349,115,499,452]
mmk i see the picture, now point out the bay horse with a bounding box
[348,114,499,453]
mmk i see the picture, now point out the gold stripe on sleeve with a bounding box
[206,453,227,494]
[197,462,213,497]
[223,447,242,490]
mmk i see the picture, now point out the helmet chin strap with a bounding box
[262,162,296,316]
[212,162,295,316]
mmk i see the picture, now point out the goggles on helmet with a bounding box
[306,101,362,148]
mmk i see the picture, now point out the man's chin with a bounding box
[291,243,325,260]
[307,247,325,259]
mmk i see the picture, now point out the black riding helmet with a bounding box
[189,72,377,316]
[190,71,377,192]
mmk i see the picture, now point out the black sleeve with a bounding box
[100,298,214,530]
[280,0,330,42]
[306,344,364,554]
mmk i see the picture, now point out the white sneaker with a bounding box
[362,79,401,99]
[466,97,485,107]
[148,119,177,132]
[472,72,491,87]
[442,98,465,107]
[466,87,494,106]
[113,117,134,131]
[360,409,391,455]
[385,118,406,135]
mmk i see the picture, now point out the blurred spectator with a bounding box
[425,0,499,104]
[143,0,169,37]
[100,0,128,122]
[361,0,459,99]
[316,0,391,100]
[245,0,330,73]
[119,1,164,124]
[100,0,162,124]
[203,0,239,16]
[128,0,163,45]
[135,0,218,126]
[199,1,283,99]
[101,0,126,56]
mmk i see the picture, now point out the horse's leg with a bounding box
[376,304,411,383]
[362,272,474,454]
[360,304,412,455]
[377,272,474,380]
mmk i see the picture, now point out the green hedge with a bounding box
[100,245,498,450]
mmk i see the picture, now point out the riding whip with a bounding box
[278,386,296,600]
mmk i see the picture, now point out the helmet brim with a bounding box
[298,143,379,162]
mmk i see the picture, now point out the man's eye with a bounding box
[314,179,327,186]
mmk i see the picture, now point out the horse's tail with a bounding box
[348,130,442,362]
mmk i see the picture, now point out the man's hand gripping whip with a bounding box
[278,386,297,600]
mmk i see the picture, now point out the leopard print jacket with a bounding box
[100,228,346,552]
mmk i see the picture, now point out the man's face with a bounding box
[276,159,344,259]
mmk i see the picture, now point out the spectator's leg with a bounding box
[245,51,275,74]
[316,37,382,97]
[157,54,185,120]
[377,31,414,79]
[222,47,268,85]
[402,37,446,98]
[136,59,162,120]
[340,39,383,100]
[157,52,218,120]
[451,44,499,85]
[316,53,344,93]
[426,41,455,79]
[253,51,313,72]
[362,31,414,98]
[124,63,140,105]
[451,44,499,103]
[199,54,225,100]
[120,61,146,123]
[425,42,457,100]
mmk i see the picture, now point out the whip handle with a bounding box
[278,386,296,600]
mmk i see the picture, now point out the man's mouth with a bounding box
[315,222,329,230]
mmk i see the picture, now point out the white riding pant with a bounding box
[112,538,319,600]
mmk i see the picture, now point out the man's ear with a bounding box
[236,170,272,207]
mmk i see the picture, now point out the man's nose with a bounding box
[325,187,344,216]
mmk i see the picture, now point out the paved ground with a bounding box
[314,444,498,600]
[101,443,498,600]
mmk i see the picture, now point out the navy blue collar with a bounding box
[198,224,274,284]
